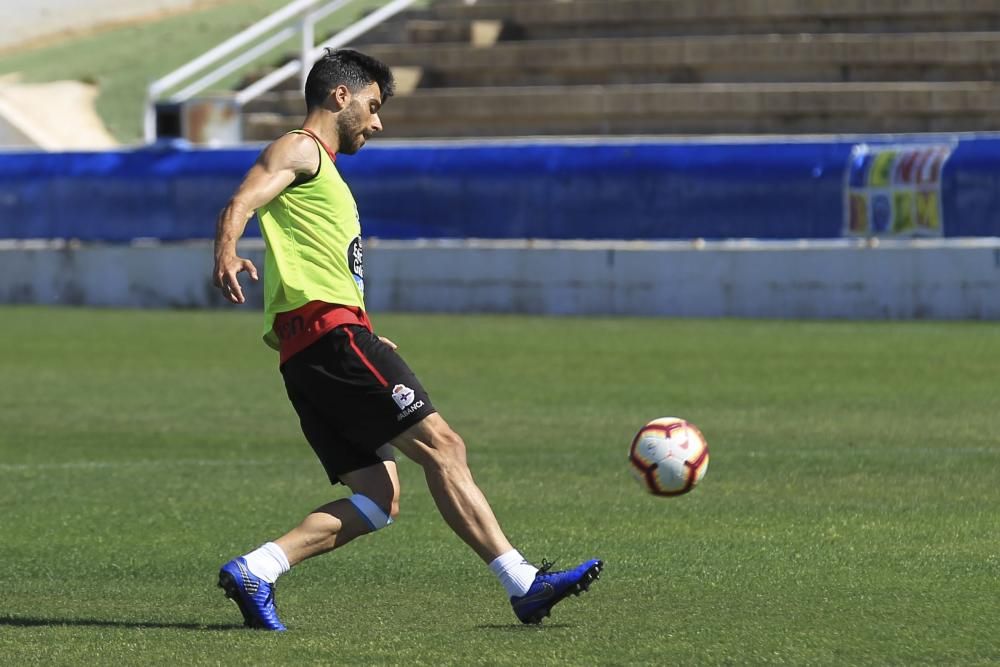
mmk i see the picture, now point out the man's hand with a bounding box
[214,255,259,304]
[378,336,398,350]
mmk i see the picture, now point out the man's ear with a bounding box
[329,84,352,111]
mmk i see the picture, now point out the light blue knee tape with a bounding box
[348,494,393,531]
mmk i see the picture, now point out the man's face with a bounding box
[336,82,384,155]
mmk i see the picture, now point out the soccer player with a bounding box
[212,49,602,631]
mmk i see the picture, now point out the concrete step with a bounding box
[356,32,1000,87]
[242,81,1000,140]
[414,0,1000,39]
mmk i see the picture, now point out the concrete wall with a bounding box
[3,239,999,320]
[0,0,206,51]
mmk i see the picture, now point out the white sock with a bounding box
[242,542,290,584]
[488,549,539,598]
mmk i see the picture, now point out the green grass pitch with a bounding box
[1,306,997,665]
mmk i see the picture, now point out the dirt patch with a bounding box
[0,74,118,149]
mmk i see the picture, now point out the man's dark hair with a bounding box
[304,48,395,111]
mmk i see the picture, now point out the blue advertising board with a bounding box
[0,135,997,241]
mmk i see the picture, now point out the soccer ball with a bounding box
[629,417,710,496]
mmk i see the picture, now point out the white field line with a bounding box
[734,447,999,457]
[0,458,314,473]
[0,447,996,474]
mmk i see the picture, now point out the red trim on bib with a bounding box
[274,301,371,365]
[297,128,337,162]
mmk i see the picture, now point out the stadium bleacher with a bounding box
[242,0,1000,139]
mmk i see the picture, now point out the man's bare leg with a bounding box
[387,411,602,625]
[219,447,400,630]
[390,412,513,563]
[274,450,400,565]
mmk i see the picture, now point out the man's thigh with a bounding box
[339,446,399,512]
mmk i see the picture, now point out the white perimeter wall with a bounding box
[0,0,204,50]
[2,239,999,320]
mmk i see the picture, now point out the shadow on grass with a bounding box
[474,623,572,631]
[0,615,244,631]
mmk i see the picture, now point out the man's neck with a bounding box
[301,113,339,154]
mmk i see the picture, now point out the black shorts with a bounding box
[280,325,436,485]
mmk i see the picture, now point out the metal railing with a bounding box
[143,0,418,143]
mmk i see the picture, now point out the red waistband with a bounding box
[274,301,372,365]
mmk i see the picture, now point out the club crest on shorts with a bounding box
[391,384,416,410]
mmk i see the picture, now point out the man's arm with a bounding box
[213,133,320,304]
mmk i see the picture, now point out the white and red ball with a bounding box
[629,417,709,496]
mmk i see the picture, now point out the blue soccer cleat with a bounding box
[218,557,287,631]
[511,558,603,624]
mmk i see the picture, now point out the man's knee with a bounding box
[349,493,397,530]
[392,414,470,471]
[386,495,400,521]
[425,427,469,472]
[366,491,400,521]
[341,456,400,527]
[345,475,400,528]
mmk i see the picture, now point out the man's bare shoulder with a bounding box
[258,132,320,176]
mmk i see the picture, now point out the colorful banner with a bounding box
[844,143,955,237]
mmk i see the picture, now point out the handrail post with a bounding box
[144,88,157,143]
[300,14,315,93]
